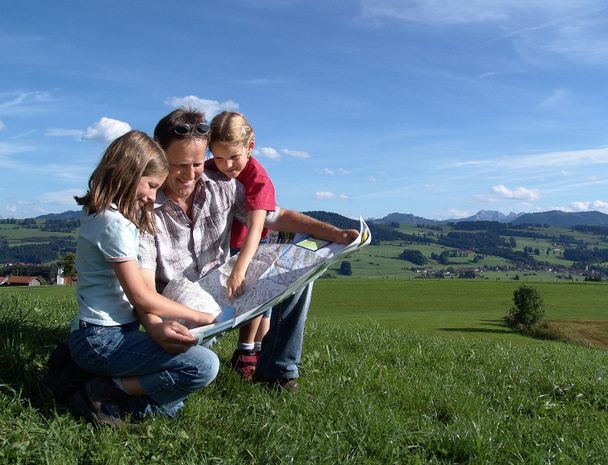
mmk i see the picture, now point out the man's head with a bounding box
[154,109,209,202]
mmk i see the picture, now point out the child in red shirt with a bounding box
[206,111,275,379]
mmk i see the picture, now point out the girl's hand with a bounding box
[189,311,216,327]
[226,270,245,300]
[147,320,197,354]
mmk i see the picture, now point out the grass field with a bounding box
[310,279,608,342]
[2,281,608,464]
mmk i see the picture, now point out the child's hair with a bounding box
[208,111,254,151]
[154,108,208,151]
[75,130,168,234]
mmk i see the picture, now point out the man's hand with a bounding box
[271,209,360,245]
[147,319,197,353]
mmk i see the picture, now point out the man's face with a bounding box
[163,138,207,201]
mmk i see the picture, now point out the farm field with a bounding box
[310,279,608,341]
[2,280,608,464]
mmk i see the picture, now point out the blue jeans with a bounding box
[69,321,219,417]
[255,282,313,381]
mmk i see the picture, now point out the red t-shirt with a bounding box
[205,157,276,248]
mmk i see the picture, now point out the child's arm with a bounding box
[139,312,198,353]
[227,209,267,300]
[112,260,215,327]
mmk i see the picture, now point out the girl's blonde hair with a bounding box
[208,111,254,151]
[75,130,168,234]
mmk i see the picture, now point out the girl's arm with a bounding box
[227,209,267,300]
[112,259,215,327]
[139,312,198,353]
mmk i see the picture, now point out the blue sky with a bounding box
[1,0,608,220]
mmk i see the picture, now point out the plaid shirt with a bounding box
[139,170,279,292]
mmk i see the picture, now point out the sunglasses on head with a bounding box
[172,123,210,136]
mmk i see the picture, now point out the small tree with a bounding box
[58,252,77,277]
[506,285,544,327]
[339,260,352,276]
[399,249,427,265]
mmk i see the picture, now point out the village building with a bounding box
[0,276,41,286]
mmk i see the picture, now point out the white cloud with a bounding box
[244,77,287,86]
[9,129,35,139]
[359,1,608,64]
[509,147,608,169]
[281,148,310,159]
[46,128,84,138]
[563,200,608,212]
[539,88,569,107]
[0,120,5,131]
[534,16,608,65]
[255,147,281,160]
[82,117,131,143]
[452,147,608,170]
[591,200,608,210]
[315,191,350,200]
[360,1,599,26]
[0,141,36,156]
[165,96,239,120]
[319,167,351,176]
[452,160,485,167]
[478,71,498,79]
[447,208,471,219]
[360,0,514,24]
[39,189,84,205]
[492,184,540,200]
[0,91,51,115]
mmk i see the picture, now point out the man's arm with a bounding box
[270,209,358,244]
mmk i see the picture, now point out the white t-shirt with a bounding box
[76,207,139,325]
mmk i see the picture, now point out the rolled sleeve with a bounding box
[264,206,281,227]
[138,231,158,271]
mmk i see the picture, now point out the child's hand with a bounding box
[190,311,216,327]
[226,270,246,300]
[147,320,197,353]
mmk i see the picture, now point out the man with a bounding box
[140,108,358,389]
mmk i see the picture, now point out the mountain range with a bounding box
[370,210,608,228]
[24,208,608,228]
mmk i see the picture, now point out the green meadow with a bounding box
[2,280,608,464]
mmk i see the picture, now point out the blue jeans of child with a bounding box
[255,282,313,381]
[69,320,219,417]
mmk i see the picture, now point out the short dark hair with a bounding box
[154,108,207,150]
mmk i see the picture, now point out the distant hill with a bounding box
[369,212,438,226]
[511,210,608,227]
[449,210,523,223]
[370,209,608,228]
[372,210,523,225]
[303,210,410,244]
[35,210,82,220]
[19,208,608,229]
